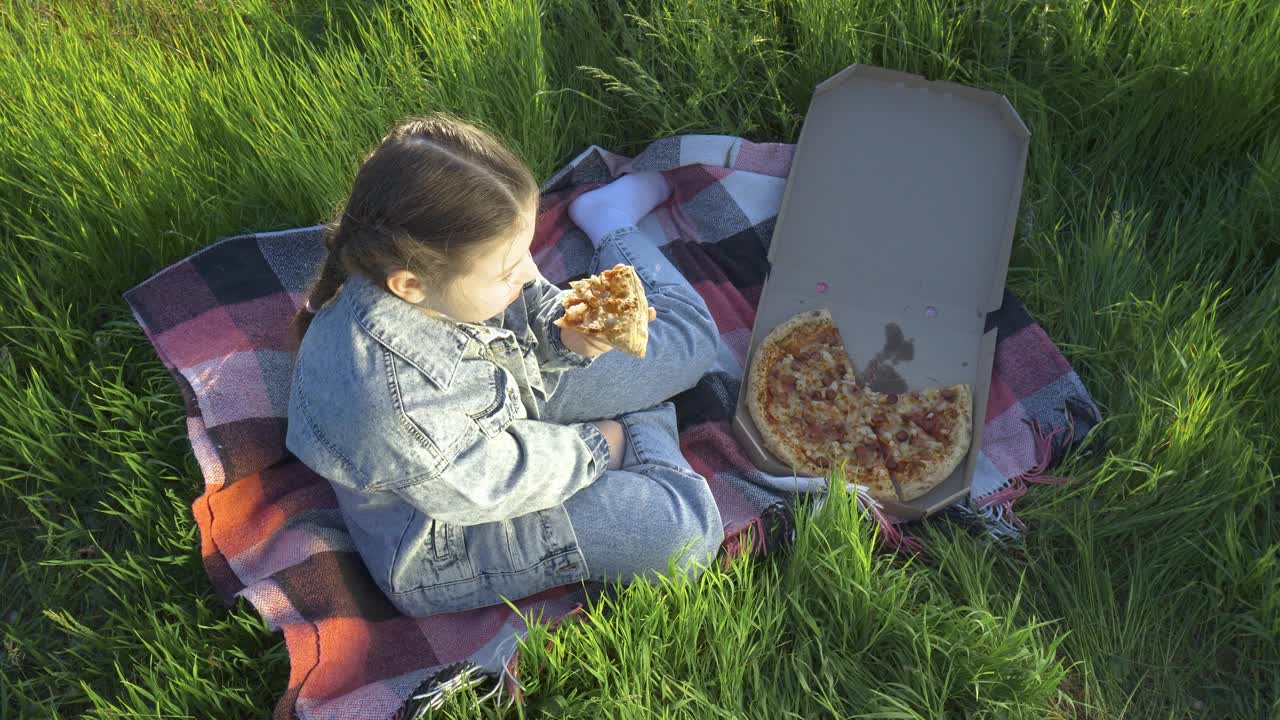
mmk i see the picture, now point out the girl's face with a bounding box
[388,205,540,324]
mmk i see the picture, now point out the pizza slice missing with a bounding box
[553,263,650,357]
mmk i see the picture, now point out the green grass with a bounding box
[1,0,1276,717]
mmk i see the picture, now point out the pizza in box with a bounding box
[745,309,973,502]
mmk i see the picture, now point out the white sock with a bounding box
[568,172,673,247]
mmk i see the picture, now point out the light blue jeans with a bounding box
[540,226,725,585]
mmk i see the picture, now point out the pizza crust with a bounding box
[612,265,649,357]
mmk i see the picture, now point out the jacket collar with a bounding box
[339,273,507,390]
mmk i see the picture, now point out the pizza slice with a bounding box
[553,264,650,357]
[884,385,973,501]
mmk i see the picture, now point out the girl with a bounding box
[285,114,724,617]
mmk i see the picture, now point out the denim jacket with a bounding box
[285,272,609,616]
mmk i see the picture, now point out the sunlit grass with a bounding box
[1,0,1276,717]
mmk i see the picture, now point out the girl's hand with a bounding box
[560,326,614,358]
[560,307,657,358]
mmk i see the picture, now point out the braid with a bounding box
[288,226,350,349]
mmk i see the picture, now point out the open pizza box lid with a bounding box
[731,64,1030,520]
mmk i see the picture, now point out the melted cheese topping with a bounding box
[563,267,640,337]
[762,325,963,481]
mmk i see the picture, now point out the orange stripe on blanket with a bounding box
[191,490,219,559]
[206,471,337,558]
[280,620,321,690]
[301,615,432,699]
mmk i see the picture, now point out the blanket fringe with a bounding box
[486,600,591,711]
[501,648,523,706]
[853,485,925,557]
[974,419,1072,532]
[720,515,768,569]
[399,662,489,720]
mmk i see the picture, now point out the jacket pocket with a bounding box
[390,512,475,593]
[430,519,457,562]
[467,366,519,438]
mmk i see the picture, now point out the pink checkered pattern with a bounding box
[124,134,1099,719]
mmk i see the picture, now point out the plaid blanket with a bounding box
[123,134,1100,720]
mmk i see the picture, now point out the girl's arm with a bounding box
[390,417,614,526]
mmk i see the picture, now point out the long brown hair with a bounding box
[289,113,540,347]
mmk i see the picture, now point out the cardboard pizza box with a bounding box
[731,64,1030,520]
